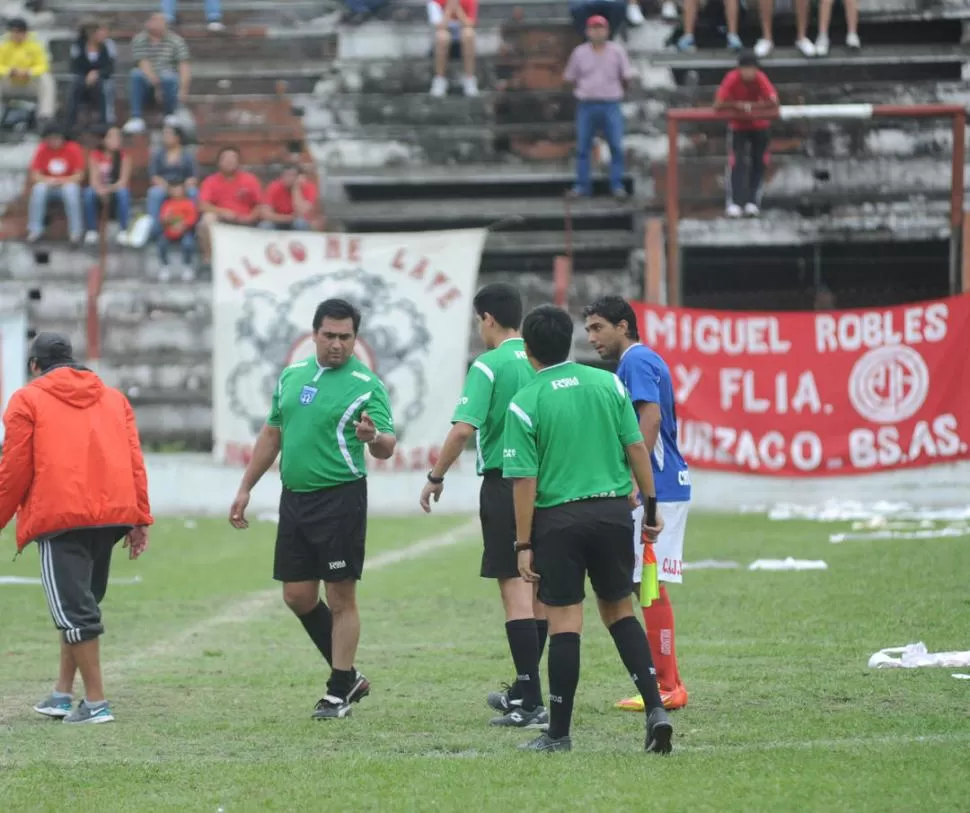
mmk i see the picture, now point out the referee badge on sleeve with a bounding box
[299,385,319,405]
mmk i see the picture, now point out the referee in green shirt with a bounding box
[229,298,397,720]
[420,283,548,729]
[503,304,673,754]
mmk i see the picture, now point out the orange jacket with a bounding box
[0,366,153,551]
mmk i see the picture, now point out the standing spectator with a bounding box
[67,18,116,128]
[428,0,479,98]
[162,0,225,32]
[563,16,633,199]
[27,124,85,244]
[0,18,55,126]
[753,0,816,58]
[714,51,778,218]
[123,13,191,135]
[197,146,262,271]
[0,332,152,726]
[260,164,317,231]
[146,123,198,238]
[157,181,198,281]
[815,0,861,56]
[82,125,132,246]
[569,0,645,37]
[676,0,742,52]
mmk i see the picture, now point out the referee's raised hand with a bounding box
[353,411,378,442]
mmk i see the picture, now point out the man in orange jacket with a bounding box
[0,333,153,724]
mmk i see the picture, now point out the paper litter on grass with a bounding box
[868,642,970,669]
[683,559,742,570]
[748,557,828,571]
[753,500,970,523]
[830,525,970,544]
[0,575,143,586]
[952,674,970,680]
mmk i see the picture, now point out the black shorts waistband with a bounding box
[482,469,504,480]
[282,478,366,497]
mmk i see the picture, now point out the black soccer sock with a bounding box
[609,615,665,713]
[505,619,543,709]
[547,632,580,740]
[327,668,355,701]
[536,618,549,662]
[298,601,333,666]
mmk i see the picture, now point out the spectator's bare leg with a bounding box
[72,639,105,704]
[461,25,475,77]
[682,0,698,36]
[844,0,860,43]
[723,0,739,35]
[434,26,449,80]
[794,0,816,55]
[817,0,833,36]
[56,639,77,696]
[759,0,773,42]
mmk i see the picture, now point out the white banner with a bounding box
[211,225,485,472]
[0,307,28,444]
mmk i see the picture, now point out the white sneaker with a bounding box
[744,202,761,217]
[158,264,172,282]
[726,203,743,218]
[462,75,479,97]
[795,38,817,57]
[207,20,226,32]
[122,117,146,134]
[846,32,861,49]
[84,230,99,246]
[661,1,678,21]
[814,33,830,56]
[116,231,130,247]
[181,265,195,282]
[429,75,447,98]
[754,38,773,58]
[626,3,645,25]
[128,214,153,248]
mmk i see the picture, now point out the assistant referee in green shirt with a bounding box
[229,298,397,720]
[503,304,673,754]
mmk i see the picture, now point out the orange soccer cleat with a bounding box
[614,684,689,713]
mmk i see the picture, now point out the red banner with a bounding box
[631,296,970,477]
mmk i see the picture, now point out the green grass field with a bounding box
[1,511,969,812]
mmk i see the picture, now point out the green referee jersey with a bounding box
[502,361,643,508]
[451,337,536,474]
[267,355,395,492]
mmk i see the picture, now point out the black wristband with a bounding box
[645,497,658,527]
[427,471,444,485]
[514,541,532,552]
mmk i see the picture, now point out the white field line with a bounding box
[0,519,479,724]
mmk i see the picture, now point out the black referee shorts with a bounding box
[273,479,367,584]
[532,497,634,607]
[479,470,518,580]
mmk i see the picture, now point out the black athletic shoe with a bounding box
[486,681,523,713]
[518,732,572,752]
[313,694,352,720]
[347,670,370,704]
[645,707,673,754]
[489,706,549,729]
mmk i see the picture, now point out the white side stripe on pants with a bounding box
[38,540,81,643]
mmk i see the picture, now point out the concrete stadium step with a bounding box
[45,0,334,28]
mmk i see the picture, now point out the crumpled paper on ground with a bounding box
[747,557,828,571]
[868,642,970,669]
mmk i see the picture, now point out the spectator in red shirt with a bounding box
[428,0,479,98]
[260,164,317,231]
[198,146,262,270]
[83,125,132,246]
[27,123,85,243]
[714,51,778,218]
[157,181,198,282]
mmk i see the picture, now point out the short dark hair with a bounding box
[7,18,28,32]
[582,295,640,340]
[522,305,573,366]
[42,121,64,139]
[473,282,523,330]
[217,145,240,161]
[738,49,759,68]
[312,299,361,333]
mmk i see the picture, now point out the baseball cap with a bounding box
[29,332,74,366]
[586,14,609,27]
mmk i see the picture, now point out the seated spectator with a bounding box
[260,164,317,231]
[147,123,198,237]
[0,18,55,127]
[815,0,860,56]
[564,15,633,198]
[162,0,225,32]
[123,13,190,134]
[26,124,85,243]
[197,146,262,271]
[67,18,117,129]
[428,0,479,98]
[569,0,645,37]
[157,181,198,281]
[753,0,816,58]
[342,0,389,25]
[714,51,778,218]
[82,125,132,246]
[676,0,741,52]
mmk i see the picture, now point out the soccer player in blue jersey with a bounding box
[583,296,692,711]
